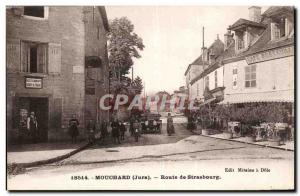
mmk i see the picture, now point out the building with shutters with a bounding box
[6,6,109,143]
[220,6,294,106]
[184,6,294,125]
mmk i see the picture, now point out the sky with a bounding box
[106,6,268,95]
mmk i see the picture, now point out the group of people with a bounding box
[68,115,128,145]
[67,113,176,144]
[18,111,39,144]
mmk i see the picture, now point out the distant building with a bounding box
[184,36,224,102]
[6,6,109,143]
[172,86,188,113]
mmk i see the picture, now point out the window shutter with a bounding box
[271,22,276,40]
[20,41,29,72]
[48,43,61,74]
[37,44,47,73]
[7,38,20,72]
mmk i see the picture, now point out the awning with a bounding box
[199,97,216,106]
[219,90,294,104]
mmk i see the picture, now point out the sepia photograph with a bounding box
[5,4,295,191]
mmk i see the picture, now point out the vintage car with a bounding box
[141,113,162,134]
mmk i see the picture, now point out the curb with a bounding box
[8,142,93,175]
[199,134,294,152]
[180,123,294,152]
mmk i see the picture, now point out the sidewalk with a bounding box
[7,141,86,164]
[201,133,294,151]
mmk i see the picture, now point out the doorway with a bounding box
[18,97,49,142]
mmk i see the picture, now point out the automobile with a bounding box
[141,113,162,134]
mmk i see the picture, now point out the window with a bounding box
[232,67,238,89]
[21,41,48,73]
[24,6,44,18]
[235,31,247,51]
[214,71,218,89]
[270,17,293,40]
[233,67,238,75]
[196,83,199,96]
[245,64,256,88]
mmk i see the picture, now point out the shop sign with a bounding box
[25,77,43,89]
[246,45,294,64]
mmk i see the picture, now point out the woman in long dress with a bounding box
[167,113,174,136]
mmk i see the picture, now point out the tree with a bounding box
[132,76,143,94]
[108,17,145,80]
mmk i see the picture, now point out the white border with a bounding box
[1,1,299,195]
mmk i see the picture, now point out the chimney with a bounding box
[209,49,215,65]
[249,6,261,23]
[224,29,234,50]
[202,47,208,62]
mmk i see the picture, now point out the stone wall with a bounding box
[6,7,87,142]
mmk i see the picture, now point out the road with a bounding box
[7,118,294,190]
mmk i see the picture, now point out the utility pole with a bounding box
[202,26,205,49]
[144,81,146,98]
[131,66,134,83]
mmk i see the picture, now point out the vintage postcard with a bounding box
[6,5,295,191]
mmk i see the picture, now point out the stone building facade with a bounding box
[6,6,109,143]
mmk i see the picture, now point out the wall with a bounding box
[223,55,294,99]
[6,7,86,142]
[190,78,204,101]
[83,6,109,124]
[185,64,204,100]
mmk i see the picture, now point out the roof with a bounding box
[246,24,294,55]
[97,6,109,32]
[184,63,202,76]
[228,18,266,31]
[185,38,224,76]
[219,90,294,104]
[189,6,294,85]
[262,6,294,18]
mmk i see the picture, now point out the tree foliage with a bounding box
[132,76,143,94]
[108,17,145,78]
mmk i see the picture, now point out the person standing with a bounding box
[167,113,174,136]
[27,111,38,143]
[111,118,121,144]
[87,119,96,143]
[129,117,135,136]
[133,119,141,142]
[99,120,108,143]
[119,121,126,140]
[68,114,79,143]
